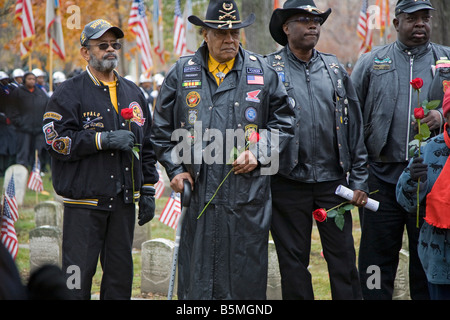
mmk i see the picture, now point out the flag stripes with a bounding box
[159,191,181,229]
[173,0,186,56]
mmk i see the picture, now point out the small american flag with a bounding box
[15,0,35,60]
[247,75,264,85]
[159,191,181,229]
[27,160,44,192]
[173,0,186,56]
[129,0,153,75]
[155,168,165,199]
[1,176,19,259]
[357,0,373,56]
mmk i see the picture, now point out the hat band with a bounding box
[203,19,243,28]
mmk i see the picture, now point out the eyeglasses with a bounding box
[286,16,324,25]
[86,42,122,51]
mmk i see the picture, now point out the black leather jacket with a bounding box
[266,46,369,193]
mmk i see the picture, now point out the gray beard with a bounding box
[89,52,118,73]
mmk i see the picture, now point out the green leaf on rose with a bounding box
[426,100,440,110]
[335,213,345,231]
[132,146,140,160]
[327,209,337,218]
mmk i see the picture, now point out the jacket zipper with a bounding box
[406,53,414,161]
[305,63,316,180]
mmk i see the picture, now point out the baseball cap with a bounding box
[80,19,124,47]
[395,0,434,16]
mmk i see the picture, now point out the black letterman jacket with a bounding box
[43,67,159,210]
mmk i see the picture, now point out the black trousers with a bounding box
[62,196,135,300]
[358,173,429,300]
[270,175,362,300]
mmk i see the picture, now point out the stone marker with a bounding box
[141,238,174,296]
[34,201,63,229]
[393,230,411,300]
[3,164,28,206]
[29,226,62,272]
[133,206,151,249]
[267,240,282,300]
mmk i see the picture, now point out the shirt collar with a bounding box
[207,54,235,73]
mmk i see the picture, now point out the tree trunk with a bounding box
[430,0,450,46]
[240,0,278,55]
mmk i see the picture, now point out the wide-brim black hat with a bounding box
[269,0,332,46]
[188,0,255,30]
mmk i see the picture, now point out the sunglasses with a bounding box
[86,42,122,51]
[286,16,324,25]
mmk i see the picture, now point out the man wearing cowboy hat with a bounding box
[151,0,294,300]
[351,0,450,300]
[266,0,369,300]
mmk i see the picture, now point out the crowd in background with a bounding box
[0,67,164,177]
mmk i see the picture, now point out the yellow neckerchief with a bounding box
[104,80,118,113]
[208,54,235,86]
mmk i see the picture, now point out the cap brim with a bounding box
[188,13,255,29]
[269,7,332,46]
[90,26,124,41]
[395,4,436,15]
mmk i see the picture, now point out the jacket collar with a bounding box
[395,40,431,58]
[86,66,120,86]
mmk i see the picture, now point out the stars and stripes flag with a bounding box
[173,0,186,56]
[153,0,165,64]
[155,168,165,199]
[183,0,196,54]
[357,0,373,56]
[1,176,19,260]
[129,0,153,76]
[15,0,35,59]
[45,0,65,60]
[159,191,181,229]
[27,159,44,192]
[376,0,391,42]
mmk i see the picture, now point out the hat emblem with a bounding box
[219,3,237,21]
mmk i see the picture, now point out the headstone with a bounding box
[3,164,28,206]
[267,240,282,300]
[34,201,63,229]
[133,206,151,249]
[29,226,62,272]
[141,238,174,296]
[393,249,411,300]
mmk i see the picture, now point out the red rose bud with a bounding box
[121,108,134,120]
[410,78,424,90]
[414,107,425,120]
[313,208,327,223]
[249,132,260,144]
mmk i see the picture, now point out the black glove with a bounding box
[138,186,156,226]
[410,157,428,182]
[100,130,135,152]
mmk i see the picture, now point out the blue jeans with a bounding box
[358,173,429,300]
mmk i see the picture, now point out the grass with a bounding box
[1,173,362,300]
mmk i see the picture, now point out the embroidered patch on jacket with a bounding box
[52,137,71,155]
[43,112,63,121]
[246,90,261,103]
[186,91,201,108]
[43,122,58,145]
[247,75,264,85]
[129,102,146,127]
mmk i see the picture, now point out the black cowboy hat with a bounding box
[188,0,255,30]
[269,0,332,46]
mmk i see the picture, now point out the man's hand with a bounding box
[350,190,369,208]
[138,186,156,226]
[100,130,135,152]
[421,110,443,131]
[170,172,194,194]
[232,150,258,175]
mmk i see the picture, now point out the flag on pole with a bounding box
[15,0,35,60]
[1,176,19,260]
[357,0,373,56]
[27,159,44,192]
[129,0,154,76]
[274,0,280,10]
[159,191,181,229]
[173,0,186,56]
[183,0,196,54]
[377,0,391,42]
[45,0,65,60]
[153,0,165,64]
[155,168,165,199]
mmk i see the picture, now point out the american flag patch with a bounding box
[247,75,264,85]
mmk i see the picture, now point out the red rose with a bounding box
[414,107,425,120]
[121,108,134,120]
[313,208,327,223]
[249,132,260,144]
[410,78,424,90]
